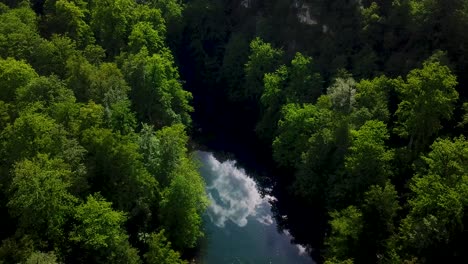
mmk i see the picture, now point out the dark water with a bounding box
[195,151,314,264]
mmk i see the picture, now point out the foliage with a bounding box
[24,251,58,264]
[121,49,192,127]
[159,156,208,249]
[342,120,393,201]
[70,194,141,263]
[325,206,363,261]
[398,137,468,259]
[0,57,38,102]
[90,0,135,56]
[70,195,127,249]
[0,2,206,262]
[143,230,187,264]
[327,77,357,114]
[244,37,283,101]
[0,5,40,60]
[353,76,394,125]
[1,0,468,263]
[8,155,77,243]
[395,60,458,150]
[273,102,332,168]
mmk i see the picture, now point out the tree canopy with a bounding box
[0,2,206,263]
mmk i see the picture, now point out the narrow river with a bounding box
[195,151,314,264]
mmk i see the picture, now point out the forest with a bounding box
[0,0,467,264]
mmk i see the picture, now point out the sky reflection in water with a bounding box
[196,151,314,264]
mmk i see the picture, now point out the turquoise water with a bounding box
[196,151,314,264]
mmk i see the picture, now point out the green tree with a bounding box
[65,54,95,102]
[29,35,79,78]
[338,120,393,203]
[273,103,331,168]
[257,65,288,141]
[16,75,75,108]
[159,157,208,249]
[276,97,344,204]
[143,230,187,264]
[145,0,183,22]
[121,49,192,127]
[128,21,166,55]
[66,58,130,105]
[0,235,35,264]
[71,101,105,134]
[141,125,197,186]
[138,123,162,178]
[24,251,58,264]
[89,62,130,107]
[1,112,68,165]
[104,99,137,135]
[81,127,157,216]
[352,76,394,126]
[398,136,468,260]
[42,0,94,47]
[128,5,166,54]
[70,194,141,263]
[8,154,77,243]
[0,5,41,60]
[0,100,10,131]
[359,182,400,263]
[0,58,38,102]
[90,0,135,56]
[258,52,324,140]
[325,206,363,262]
[395,60,458,150]
[287,52,323,103]
[244,37,283,101]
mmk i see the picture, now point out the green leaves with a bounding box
[273,103,332,168]
[122,49,192,127]
[244,38,283,101]
[159,157,208,249]
[0,58,38,102]
[128,17,166,54]
[288,52,323,103]
[43,0,94,47]
[257,52,323,140]
[345,121,393,186]
[0,1,203,262]
[81,127,157,215]
[0,5,40,60]
[144,231,187,264]
[16,75,75,108]
[90,0,135,56]
[70,194,141,263]
[8,155,77,242]
[71,195,127,249]
[24,251,59,264]
[353,76,394,125]
[2,112,68,163]
[325,206,363,261]
[398,137,468,256]
[395,61,458,150]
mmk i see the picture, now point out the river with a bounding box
[195,151,314,264]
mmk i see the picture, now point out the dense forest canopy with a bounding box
[0,0,467,263]
[173,0,468,263]
[0,0,205,263]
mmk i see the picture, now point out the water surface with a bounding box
[196,151,314,264]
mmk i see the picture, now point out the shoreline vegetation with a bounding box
[0,1,467,263]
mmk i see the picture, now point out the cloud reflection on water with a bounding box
[197,151,273,228]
